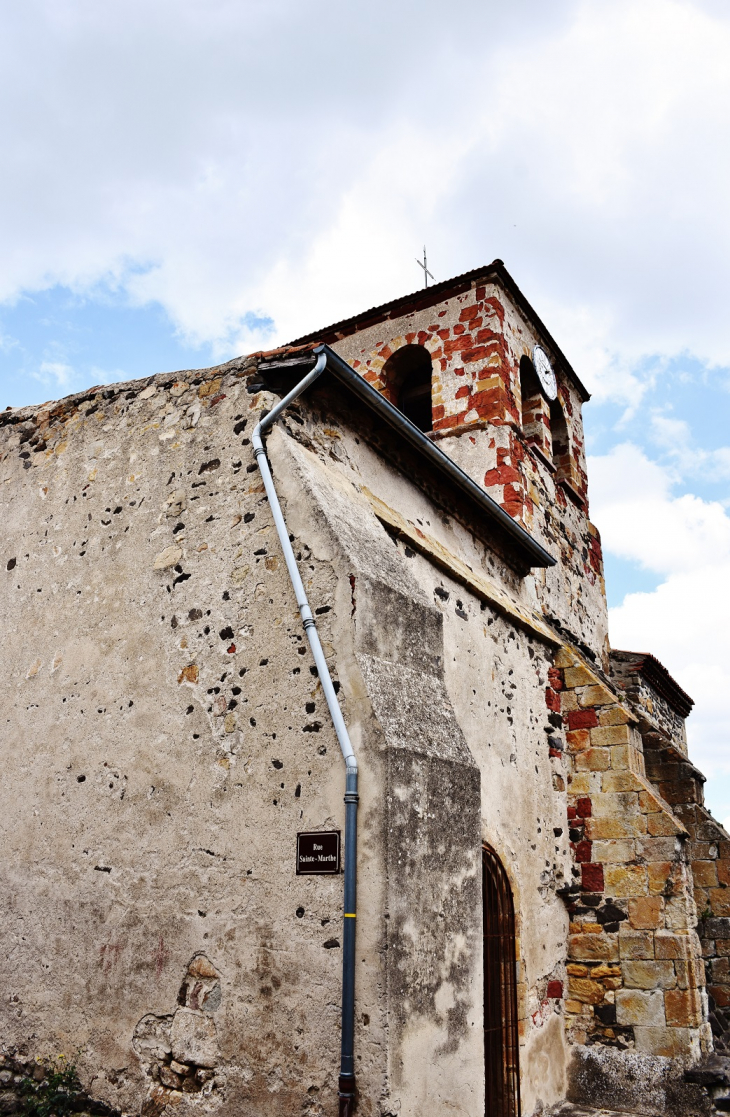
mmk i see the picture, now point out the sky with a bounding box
[1,0,729,821]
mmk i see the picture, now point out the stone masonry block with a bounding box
[578,684,615,707]
[566,964,589,977]
[692,861,719,889]
[585,818,637,840]
[654,932,689,960]
[566,729,590,754]
[709,956,730,982]
[554,647,580,669]
[708,984,730,1008]
[568,977,605,1004]
[592,839,635,863]
[605,864,648,897]
[561,691,580,713]
[599,707,632,726]
[717,860,730,886]
[638,791,660,814]
[648,862,674,895]
[610,743,631,770]
[564,665,598,689]
[665,895,694,931]
[633,1026,693,1058]
[647,812,682,837]
[615,989,666,1026]
[591,725,631,748]
[576,797,593,818]
[628,897,663,930]
[665,988,702,1028]
[593,792,640,820]
[673,960,690,989]
[636,837,678,862]
[709,887,730,917]
[569,933,619,962]
[568,773,598,796]
[622,960,677,990]
[568,709,598,731]
[582,863,604,892]
[693,886,709,912]
[601,771,641,793]
[701,916,730,939]
[592,964,621,979]
[575,748,611,772]
[170,1007,219,1068]
[620,930,654,960]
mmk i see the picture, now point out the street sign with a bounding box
[296,831,341,875]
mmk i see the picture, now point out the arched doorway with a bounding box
[483,844,520,1117]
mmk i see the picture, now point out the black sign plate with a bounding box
[296,831,341,875]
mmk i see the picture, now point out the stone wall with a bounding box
[550,646,709,1060]
[0,359,373,1116]
[0,346,577,1116]
[642,742,730,1054]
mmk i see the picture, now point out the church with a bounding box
[0,260,727,1116]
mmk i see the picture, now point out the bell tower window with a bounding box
[550,399,570,478]
[382,345,434,433]
[519,354,550,457]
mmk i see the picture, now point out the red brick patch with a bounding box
[581,863,604,892]
[567,709,598,730]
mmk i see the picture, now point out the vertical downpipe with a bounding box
[251,349,358,1115]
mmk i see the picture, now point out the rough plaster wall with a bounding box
[442,429,607,666]
[0,369,378,1117]
[392,538,571,1114]
[278,434,484,1117]
[276,415,575,1112]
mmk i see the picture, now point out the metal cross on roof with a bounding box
[415,246,434,288]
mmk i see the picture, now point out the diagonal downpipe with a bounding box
[252,349,358,1115]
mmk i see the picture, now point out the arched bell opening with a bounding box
[382,344,434,432]
[549,398,570,479]
[518,355,542,428]
[483,843,521,1117]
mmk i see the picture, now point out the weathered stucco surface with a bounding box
[0,264,726,1116]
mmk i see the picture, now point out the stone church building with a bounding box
[1,261,728,1117]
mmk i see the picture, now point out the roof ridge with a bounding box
[286,259,590,402]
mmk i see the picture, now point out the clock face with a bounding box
[532,345,558,401]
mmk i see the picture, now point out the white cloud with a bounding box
[0,0,729,386]
[589,443,730,574]
[88,366,128,386]
[33,360,75,388]
[590,443,730,782]
[648,411,730,479]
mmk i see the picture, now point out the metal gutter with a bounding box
[251,352,359,1116]
[309,344,555,571]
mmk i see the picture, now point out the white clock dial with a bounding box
[532,345,558,401]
